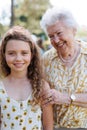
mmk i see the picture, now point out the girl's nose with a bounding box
[16,54,22,60]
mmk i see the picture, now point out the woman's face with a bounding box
[5,40,32,75]
[47,20,76,54]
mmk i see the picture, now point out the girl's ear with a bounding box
[31,53,33,61]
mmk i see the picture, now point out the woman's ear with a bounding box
[73,28,77,36]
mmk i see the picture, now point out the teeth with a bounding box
[14,63,24,67]
[58,43,64,47]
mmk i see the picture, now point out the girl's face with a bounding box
[5,40,32,75]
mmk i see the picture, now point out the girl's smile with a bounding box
[5,39,32,74]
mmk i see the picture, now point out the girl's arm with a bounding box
[41,82,53,130]
[0,108,1,130]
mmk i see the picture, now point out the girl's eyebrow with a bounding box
[6,50,16,52]
[6,49,30,52]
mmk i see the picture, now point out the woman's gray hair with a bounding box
[40,7,79,33]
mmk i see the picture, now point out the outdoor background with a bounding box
[0,0,87,51]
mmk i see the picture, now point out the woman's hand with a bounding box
[41,88,71,106]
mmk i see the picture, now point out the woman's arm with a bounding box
[72,93,87,108]
[41,82,53,130]
[41,88,71,106]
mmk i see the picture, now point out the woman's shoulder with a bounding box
[43,48,58,64]
[77,40,87,54]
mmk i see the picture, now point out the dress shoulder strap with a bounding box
[0,80,5,92]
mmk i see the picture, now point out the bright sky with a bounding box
[0,0,87,26]
[0,0,11,25]
[50,0,87,26]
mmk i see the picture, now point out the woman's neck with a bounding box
[58,43,80,65]
[59,43,75,59]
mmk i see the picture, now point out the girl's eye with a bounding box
[22,52,29,55]
[8,52,15,55]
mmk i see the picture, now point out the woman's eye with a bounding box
[57,32,62,36]
[49,36,54,40]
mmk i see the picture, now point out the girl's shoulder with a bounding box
[0,80,6,94]
[0,80,4,88]
[42,80,51,91]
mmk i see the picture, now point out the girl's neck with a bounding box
[10,70,27,78]
[7,74,28,82]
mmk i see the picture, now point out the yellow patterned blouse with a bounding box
[0,81,42,130]
[43,40,87,128]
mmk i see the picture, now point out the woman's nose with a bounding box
[53,35,59,43]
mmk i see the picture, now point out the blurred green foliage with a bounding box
[0,0,51,39]
[0,0,87,42]
[14,0,51,35]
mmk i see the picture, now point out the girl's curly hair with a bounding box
[0,26,44,105]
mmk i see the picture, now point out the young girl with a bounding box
[0,26,53,130]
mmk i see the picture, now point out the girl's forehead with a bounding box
[6,40,31,51]
[7,39,30,46]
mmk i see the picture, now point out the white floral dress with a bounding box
[0,81,42,130]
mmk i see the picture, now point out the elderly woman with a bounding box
[40,7,87,129]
